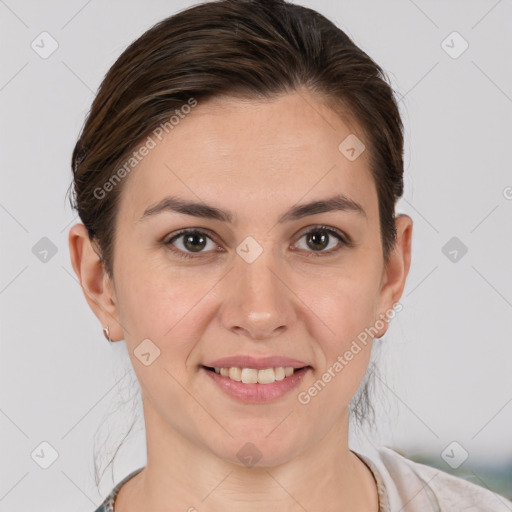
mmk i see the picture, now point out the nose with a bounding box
[218,248,297,341]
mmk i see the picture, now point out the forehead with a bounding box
[118,91,378,224]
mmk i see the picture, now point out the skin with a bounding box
[69,89,412,512]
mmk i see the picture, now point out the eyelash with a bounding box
[163,225,352,260]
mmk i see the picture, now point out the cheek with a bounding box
[114,228,382,351]
[114,265,210,409]
[114,253,219,351]
[300,264,381,349]
[303,280,377,409]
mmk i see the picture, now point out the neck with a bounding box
[115,399,379,512]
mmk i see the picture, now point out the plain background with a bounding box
[1,0,511,510]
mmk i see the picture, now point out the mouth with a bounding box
[201,364,312,403]
[202,365,312,385]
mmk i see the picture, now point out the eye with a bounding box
[163,229,218,260]
[292,225,351,257]
[163,225,352,260]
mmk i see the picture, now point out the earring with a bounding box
[103,326,112,342]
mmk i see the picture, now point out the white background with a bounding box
[1,0,511,510]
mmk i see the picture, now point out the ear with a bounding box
[374,214,413,338]
[68,223,123,341]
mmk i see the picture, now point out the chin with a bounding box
[208,432,304,469]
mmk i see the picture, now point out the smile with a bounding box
[202,365,312,403]
[206,366,300,384]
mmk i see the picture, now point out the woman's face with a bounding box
[72,90,411,466]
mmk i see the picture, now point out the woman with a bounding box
[67,1,511,510]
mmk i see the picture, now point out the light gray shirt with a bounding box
[356,445,512,511]
[94,445,512,511]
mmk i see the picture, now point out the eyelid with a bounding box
[163,224,353,259]
[163,227,221,260]
[291,224,353,257]
[163,227,218,245]
[295,224,351,245]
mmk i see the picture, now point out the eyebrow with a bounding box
[139,193,367,224]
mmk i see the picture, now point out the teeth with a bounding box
[257,368,275,384]
[229,367,242,381]
[274,367,285,381]
[212,366,299,384]
[241,368,258,384]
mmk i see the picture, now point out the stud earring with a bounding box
[103,325,112,342]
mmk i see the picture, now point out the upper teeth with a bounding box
[214,366,296,384]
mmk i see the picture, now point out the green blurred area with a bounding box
[403,450,512,500]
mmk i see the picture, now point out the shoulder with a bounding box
[92,496,112,512]
[93,492,114,512]
[355,445,512,512]
[92,467,145,512]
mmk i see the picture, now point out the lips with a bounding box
[202,355,310,370]
[202,365,312,403]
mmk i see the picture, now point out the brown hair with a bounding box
[68,0,401,483]
[68,0,403,278]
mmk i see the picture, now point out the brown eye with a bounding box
[164,229,217,259]
[306,229,330,251]
[164,225,351,261]
[294,226,349,256]
[181,232,208,252]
